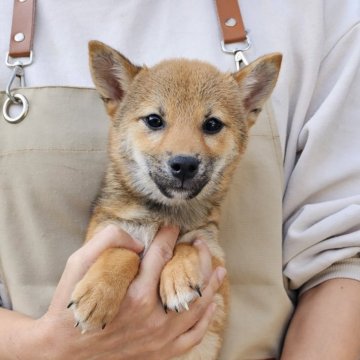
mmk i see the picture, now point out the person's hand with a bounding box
[30,225,226,360]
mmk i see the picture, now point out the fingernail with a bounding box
[193,239,203,247]
[97,224,122,239]
[104,224,144,250]
[132,237,145,249]
[162,225,180,234]
[102,224,118,233]
[209,302,217,315]
[216,267,227,282]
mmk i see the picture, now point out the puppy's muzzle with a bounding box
[146,154,211,199]
[168,156,200,181]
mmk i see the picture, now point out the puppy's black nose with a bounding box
[169,156,200,181]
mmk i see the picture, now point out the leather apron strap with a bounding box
[215,0,247,44]
[215,0,251,69]
[9,0,36,58]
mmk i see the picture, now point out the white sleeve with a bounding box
[283,22,360,292]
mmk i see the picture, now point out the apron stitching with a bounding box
[0,148,106,157]
[0,86,97,94]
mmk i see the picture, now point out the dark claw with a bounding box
[163,304,168,314]
[67,301,74,309]
[175,306,179,313]
[195,285,202,297]
[74,321,80,328]
[102,323,107,330]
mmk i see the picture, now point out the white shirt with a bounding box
[1,0,360,291]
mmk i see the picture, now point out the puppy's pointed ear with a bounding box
[89,40,142,118]
[233,53,282,127]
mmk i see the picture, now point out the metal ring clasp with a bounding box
[3,51,32,123]
[6,64,25,103]
[221,34,252,70]
[5,51,33,67]
[2,93,29,123]
[220,35,252,54]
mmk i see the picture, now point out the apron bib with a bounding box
[0,87,293,359]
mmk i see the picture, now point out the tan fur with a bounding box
[159,244,226,313]
[70,247,140,331]
[69,40,282,358]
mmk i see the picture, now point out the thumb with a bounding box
[136,226,179,288]
[51,225,144,309]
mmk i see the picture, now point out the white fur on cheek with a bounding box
[130,145,166,198]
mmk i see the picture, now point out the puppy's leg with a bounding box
[160,225,226,312]
[69,247,140,332]
[160,243,204,312]
[160,244,228,359]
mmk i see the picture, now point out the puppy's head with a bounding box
[89,41,281,204]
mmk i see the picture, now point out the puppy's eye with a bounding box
[202,117,224,134]
[143,114,165,130]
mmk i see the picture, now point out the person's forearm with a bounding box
[281,278,360,360]
[0,308,44,360]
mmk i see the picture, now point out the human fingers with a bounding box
[193,239,213,286]
[85,224,144,254]
[106,266,225,359]
[135,226,179,288]
[163,266,226,343]
[51,225,143,309]
[166,302,217,358]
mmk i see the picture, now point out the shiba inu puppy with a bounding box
[69,40,281,359]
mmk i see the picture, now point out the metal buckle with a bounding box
[6,64,26,103]
[3,51,33,123]
[5,51,33,67]
[221,34,252,70]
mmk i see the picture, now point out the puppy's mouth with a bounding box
[150,173,209,200]
[144,155,214,200]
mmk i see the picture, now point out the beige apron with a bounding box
[0,87,293,359]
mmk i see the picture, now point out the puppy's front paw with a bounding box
[68,248,140,332]
[69,274,121,333]
[160,244,203,313]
